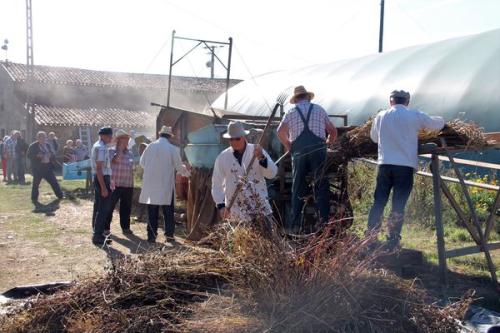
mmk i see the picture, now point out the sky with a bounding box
[1,0,500,80]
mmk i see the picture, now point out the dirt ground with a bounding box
[0,176,180,292]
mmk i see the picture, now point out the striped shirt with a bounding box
[109,148,134,188]
[90,140,112,176]
[4,137,17,159]
[277,101,330,142]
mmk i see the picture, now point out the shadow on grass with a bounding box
[32,199,61,216]
[376,248,500,311]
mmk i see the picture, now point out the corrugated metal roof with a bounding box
[1,62,239,91]
[34,105,155,128]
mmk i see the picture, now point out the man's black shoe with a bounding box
[122,228,133,235]
[92,238,112,246]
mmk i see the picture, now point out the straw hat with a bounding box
[114,129,130,142]
[159,125,174,137]
[222,121,250,139]
[290,85,315,104]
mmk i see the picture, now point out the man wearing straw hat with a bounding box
[139,126,191,243]
[105,129,135,236]
[212,121,277,222]
[277,86,337,232]
[367,90,444,250]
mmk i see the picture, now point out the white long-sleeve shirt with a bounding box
[370,105,445,169]
[139,137,190,205]
[211,143,277,221]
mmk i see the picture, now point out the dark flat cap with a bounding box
[390,90,410,99]
[98,127,113,135]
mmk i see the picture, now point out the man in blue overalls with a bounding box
[277,86,337,232]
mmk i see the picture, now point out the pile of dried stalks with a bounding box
[0,222,471,333]
[331,117,488,161]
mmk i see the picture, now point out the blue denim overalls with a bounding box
[290,103,330,228]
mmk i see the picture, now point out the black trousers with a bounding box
[105,186,133,231]
[92,175,112,241]
[31,165,63,202]
[16,157,26,183]
[147,194,174,240]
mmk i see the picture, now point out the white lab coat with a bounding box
[139,137,190,205]
[211,143,278,221]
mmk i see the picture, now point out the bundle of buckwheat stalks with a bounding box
[332,118,488,161]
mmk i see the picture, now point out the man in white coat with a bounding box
[212,121,278,222]
[139,126,190,243]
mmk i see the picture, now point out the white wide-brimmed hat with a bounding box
[222,121,250,139]
[159,125,174,137]
[114,129,130,139]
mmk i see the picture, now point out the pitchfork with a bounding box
[225,90,290,214]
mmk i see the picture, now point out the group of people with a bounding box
[63,139,89,163]
[90,126,189,245]
[211,85,444,251]
[0,130,29,184]
[15,85,443,252]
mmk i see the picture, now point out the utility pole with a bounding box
[26,0,35,140]
[1,39,8,61]
[204,45,224,79]
[378,0,385,53]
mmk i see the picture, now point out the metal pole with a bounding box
[378,0,385,53]
[431,154,447,285]
[166,30,175,108]
[210,46,215,79]
[224,37,233,111]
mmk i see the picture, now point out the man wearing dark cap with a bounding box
[367,90,445,250]
[277,85,337,232]
[91,127,114,245]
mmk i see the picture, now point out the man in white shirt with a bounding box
[367,90,445,250]
[212,121,277,222]
[91,127,114,246]
[139,126,191,243]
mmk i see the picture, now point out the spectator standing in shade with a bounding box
[47,132,59,155]
[74,139,89,161]
[63,140,76,163]
[0,137,7,182]
[91,127,114,246]
[27,131,64,205]
[139,126,190,243]
[15,132,29,185]
[4,131,18,183]
[105,130,134,235]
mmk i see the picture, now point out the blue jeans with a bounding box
[290,147,330,228]
[367,164,414,238]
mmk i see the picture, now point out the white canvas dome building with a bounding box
[213,28,500,131]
